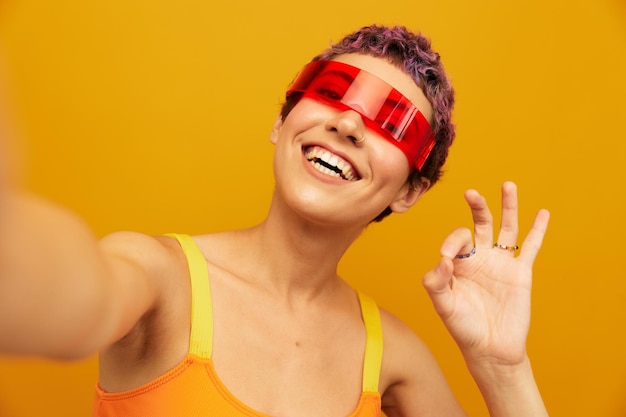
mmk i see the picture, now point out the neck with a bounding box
[236,194,366,301]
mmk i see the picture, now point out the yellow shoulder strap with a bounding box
[358,292,383,393]
[165,233,213,359]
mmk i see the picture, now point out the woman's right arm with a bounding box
[0,190,169,360]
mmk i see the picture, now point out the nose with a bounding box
[325,110,366,145]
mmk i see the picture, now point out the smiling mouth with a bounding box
[303,145,360,181]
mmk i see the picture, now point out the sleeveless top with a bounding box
[93,233,383,417]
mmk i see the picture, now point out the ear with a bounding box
[269,114,283,145]
[389,177,431,213]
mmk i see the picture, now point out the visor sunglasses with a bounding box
[286,60,435,170]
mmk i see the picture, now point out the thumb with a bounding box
[423,256,455,316]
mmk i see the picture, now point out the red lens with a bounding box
[287,60,435,170]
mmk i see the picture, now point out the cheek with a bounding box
[368,138,411,183]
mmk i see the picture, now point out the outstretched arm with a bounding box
[423,181,550,416]
[0,192,167,360]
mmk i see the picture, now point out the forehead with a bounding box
[330,54,433,123]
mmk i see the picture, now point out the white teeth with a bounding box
[314,162,341,178]
[304,146,358,181]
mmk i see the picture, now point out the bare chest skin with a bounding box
[208,263,367,417]
[99,234,373,417]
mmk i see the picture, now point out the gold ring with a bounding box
[493,242,519,251]
[353,134,366,143]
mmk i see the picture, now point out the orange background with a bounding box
[0,1,625,416]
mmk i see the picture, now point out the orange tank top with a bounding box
[93,233,383,417]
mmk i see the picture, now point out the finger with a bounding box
[518,209,550,266]
[423,256,455,318]
[495,181,519,253]
[464,189,493,249]
[440,227,474,259]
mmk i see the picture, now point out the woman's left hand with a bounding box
[423,181,550,367]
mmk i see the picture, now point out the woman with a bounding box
[0,25,550,416]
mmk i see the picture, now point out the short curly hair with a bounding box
[280,25,456,221]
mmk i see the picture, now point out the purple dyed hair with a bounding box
[280,25,456,221]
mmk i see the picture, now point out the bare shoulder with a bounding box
[379,308,466,417]
[97,231,191,297]
[98,231,181,269]
[97,230,190,332]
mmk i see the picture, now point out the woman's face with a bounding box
[270,53,433,228]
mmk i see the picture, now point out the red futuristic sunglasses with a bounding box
[286,60,435,170]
